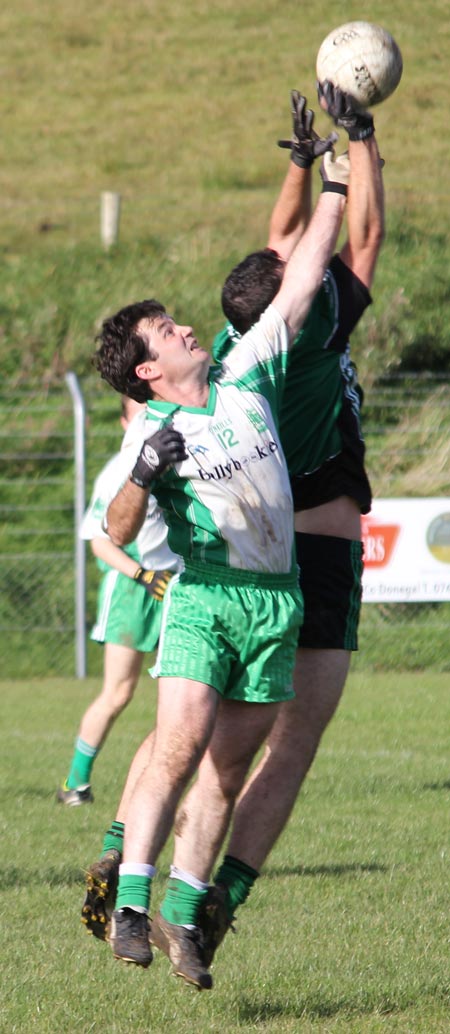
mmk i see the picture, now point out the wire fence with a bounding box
[0,376,121,679]
[0,372,449,678]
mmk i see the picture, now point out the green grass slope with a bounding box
[1,0,449,386]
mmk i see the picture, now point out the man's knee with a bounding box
[101,679,136,716]
[266,685,342,758]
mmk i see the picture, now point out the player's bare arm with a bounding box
[267,162,312,261]
[318,81,385,290]
[106,425,187,546]
[273,188,346,341]
[340,135,384,289]
[106,478,150,546]
[268,90,337,261]
[91,535,143,579]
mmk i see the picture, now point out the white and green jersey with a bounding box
[80,445,178,574]
[122,305,295,576]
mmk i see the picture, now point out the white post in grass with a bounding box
[65,371,86,678]
[100,191,121,249]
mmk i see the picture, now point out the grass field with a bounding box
[1,3,449,1028]
[2,669,449,1033]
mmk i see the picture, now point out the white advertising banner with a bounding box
[361,498,450,602]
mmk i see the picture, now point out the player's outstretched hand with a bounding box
[317,80,374,141]
[134,567,173,601]
[278,89,338,168]
[320,150,350,195]
[130,426,188,488]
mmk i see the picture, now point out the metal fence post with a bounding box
[65,372,87,677]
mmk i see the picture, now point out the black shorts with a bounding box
[295,533,363,650]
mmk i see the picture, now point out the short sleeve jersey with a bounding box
[80,446,178,574]
[213,256,373,515]
[121,305,294,575]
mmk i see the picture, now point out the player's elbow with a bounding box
[108,524,132,547]
[371,215,385,253]
[105,507,132,547]
[360,216,385,267]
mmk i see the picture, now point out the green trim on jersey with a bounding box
[215,352,287,432]
[144,383,219,418]
[155,468,229,566]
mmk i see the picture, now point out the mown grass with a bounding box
[1,669,449,1032]
[1,0,450,385]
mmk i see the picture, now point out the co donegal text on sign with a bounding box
[361,498,450,602]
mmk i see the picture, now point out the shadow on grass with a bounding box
[237,985,450,1024]
[236,993,413,1024]
[2,865,84,890]
[6,786,59,800]
[422,780,450,791]
[263,862,387,878]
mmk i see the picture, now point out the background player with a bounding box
[57,396,178,805]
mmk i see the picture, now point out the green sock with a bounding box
[66,737,98,789]
[102,821,125,856]
[214,854,259,919]
[115,873,152,912]
[160,878,208,926]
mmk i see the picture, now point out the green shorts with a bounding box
[151,561,303,703]
[92,570,163,652]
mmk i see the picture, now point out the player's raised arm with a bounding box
[272,183,346,342]
[268,90,337,260]
[319,81,385,290]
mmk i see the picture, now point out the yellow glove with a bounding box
[134,567,173,601]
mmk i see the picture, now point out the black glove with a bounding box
[134,566,173,601]
[317,80,374,142]
[130,426,187,488]
[278,89,338,168]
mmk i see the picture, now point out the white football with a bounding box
[316,21,403,110]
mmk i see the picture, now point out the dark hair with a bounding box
[221,248,285,335]
[93,299,166,402]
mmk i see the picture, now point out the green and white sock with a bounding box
[115,863,156,913]
[160,866,209,926]
[66,737,98,789]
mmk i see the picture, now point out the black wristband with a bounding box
[290,151,313,170]
[129,472,152,489]
[321,181,348,196]
[347,123,375,142]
